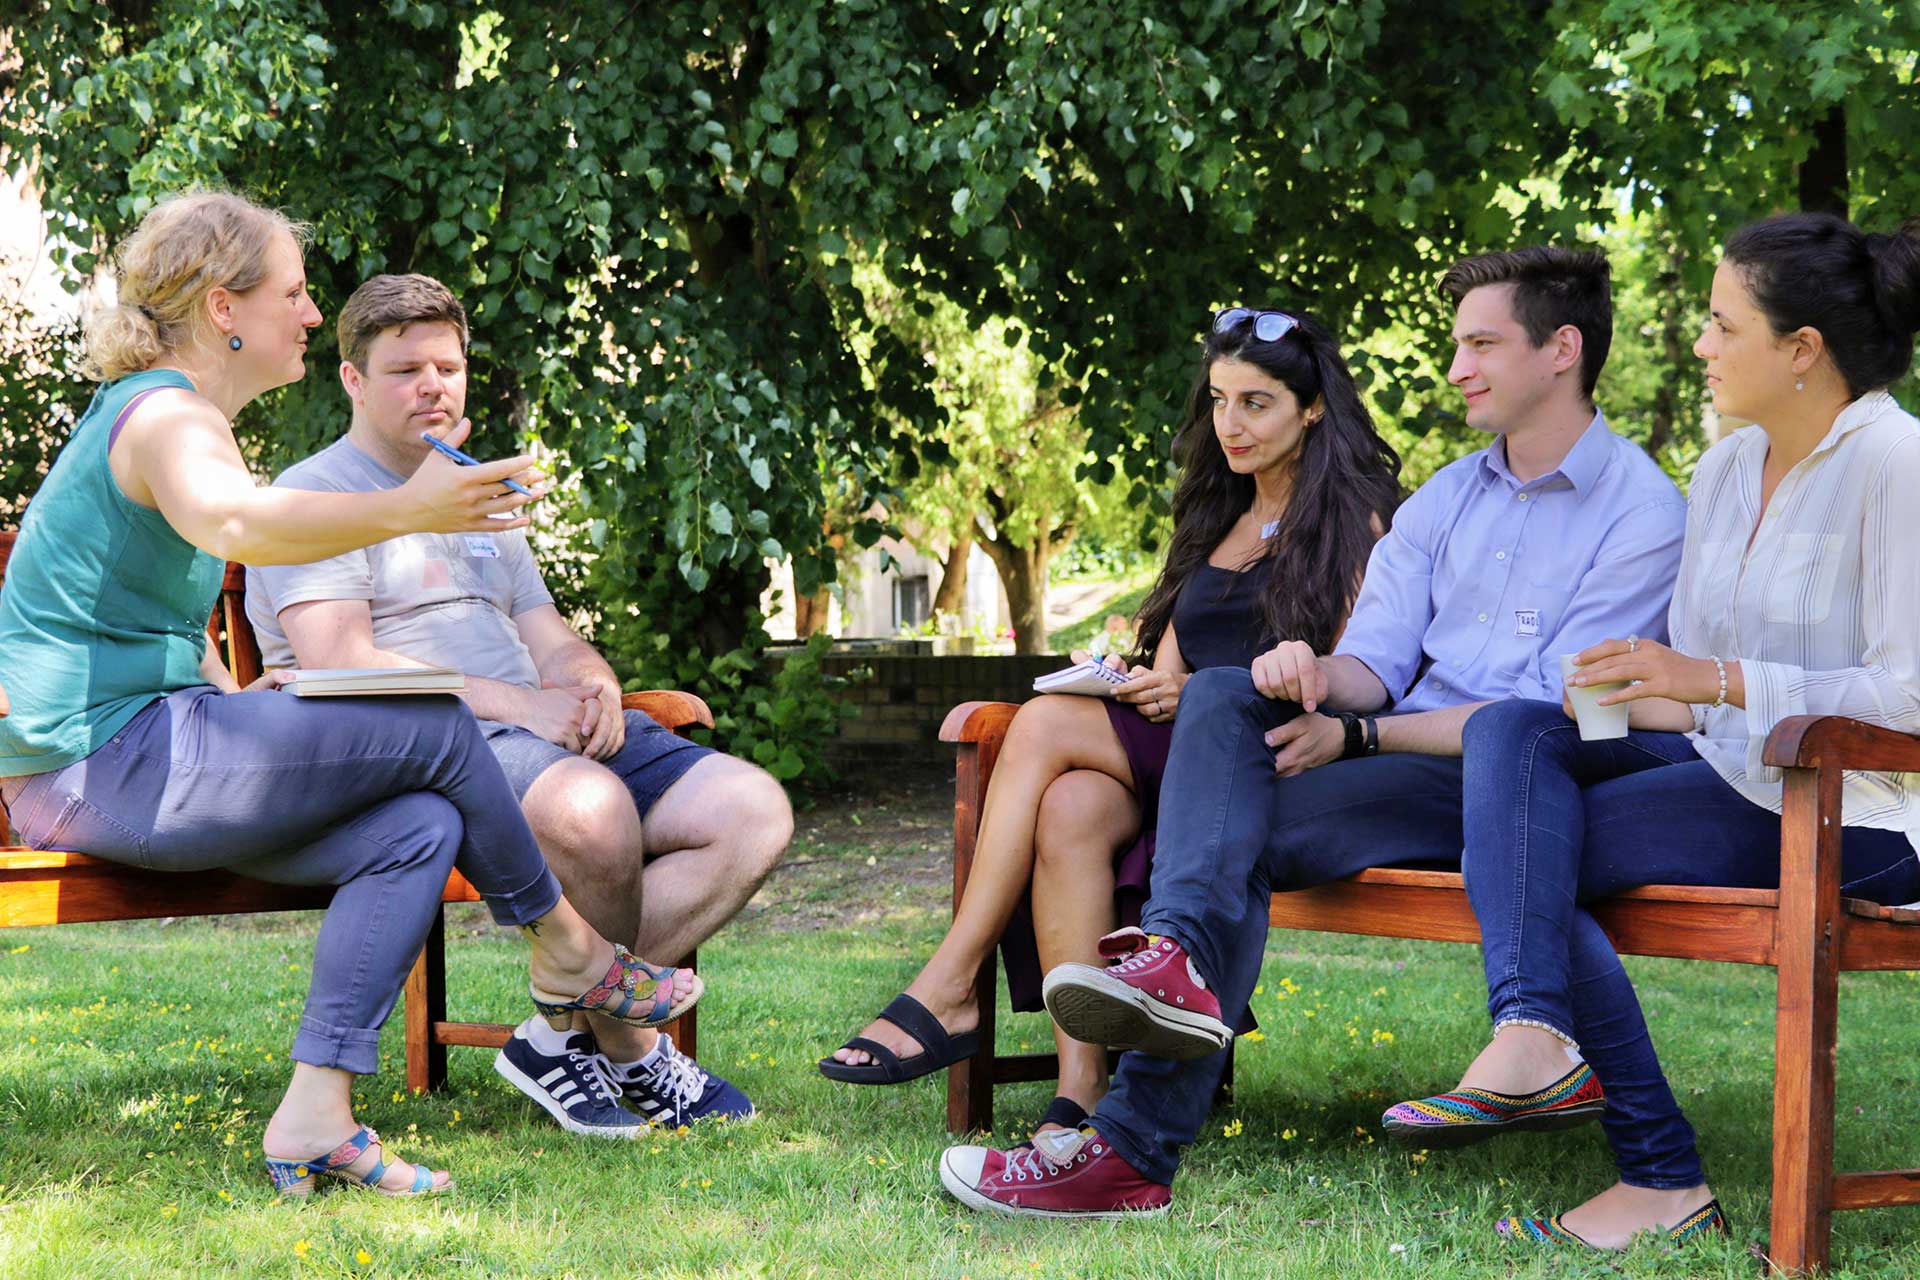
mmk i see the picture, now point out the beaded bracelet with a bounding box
[1707,655,1728,708]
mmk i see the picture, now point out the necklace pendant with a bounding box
[1260,519,1279,539]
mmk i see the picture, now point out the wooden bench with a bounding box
[940,698,1920,1275]
[0,528,705,1090]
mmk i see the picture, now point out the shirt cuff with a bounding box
[1742,658,1806,784]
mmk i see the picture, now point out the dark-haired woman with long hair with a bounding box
[819,308,1400,1131]
[1385,213,1920,1251]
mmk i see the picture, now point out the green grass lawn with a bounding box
[4,781,1920,1278]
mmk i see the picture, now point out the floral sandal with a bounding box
[264,1125,451,1197]
[530,943,703,1031]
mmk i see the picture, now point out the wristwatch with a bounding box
[1337,713,1380,760]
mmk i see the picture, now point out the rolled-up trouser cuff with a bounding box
[292,1018,384,1076]
[483,865,564,927]
[1493,1015,1580,1051]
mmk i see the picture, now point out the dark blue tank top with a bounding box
[1172,560,1274,671]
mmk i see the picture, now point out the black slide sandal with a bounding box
[817,993,980,1085]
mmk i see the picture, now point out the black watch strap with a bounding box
[1338,712,1366,760]
[1362,715,1381,756]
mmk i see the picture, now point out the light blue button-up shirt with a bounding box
[1335,412,1687,713]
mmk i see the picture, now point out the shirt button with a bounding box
[1477,612,1489,622]
[1496,551,1507,561]
[1516,493,1529,502]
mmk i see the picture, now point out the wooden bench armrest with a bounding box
[621,689,713,733]
[1764,714,1920,773]
[939,700,1018,746]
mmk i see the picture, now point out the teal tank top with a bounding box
[0,370,226,776]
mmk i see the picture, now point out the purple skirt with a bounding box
[997,700,1173,1012]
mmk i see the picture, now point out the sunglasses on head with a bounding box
[1212,307,1300,343]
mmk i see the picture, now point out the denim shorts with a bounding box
[478,708,713,818]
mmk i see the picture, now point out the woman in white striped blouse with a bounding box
[1386,212,1920,1251]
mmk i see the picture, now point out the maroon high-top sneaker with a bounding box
[1042,927,1231,1059]
[939,1126,1171,1219]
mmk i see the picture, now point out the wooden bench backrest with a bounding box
[0,527,259,832]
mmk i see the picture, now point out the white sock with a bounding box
[522,1018,579,1055]
[611,1037,667,1075]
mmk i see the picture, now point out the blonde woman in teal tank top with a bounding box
[0,192,704,1195]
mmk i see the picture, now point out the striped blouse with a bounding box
[1672,389,1920,853]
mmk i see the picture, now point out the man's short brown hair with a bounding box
[1440,247,1613,398]
[337,273,468,370]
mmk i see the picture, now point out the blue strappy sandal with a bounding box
[264,1125,451,1197]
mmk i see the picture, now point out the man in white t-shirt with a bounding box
[248,274,790,1135]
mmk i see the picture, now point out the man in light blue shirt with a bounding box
[938,248,1687,1217]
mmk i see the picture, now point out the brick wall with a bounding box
[818,653,1063,768]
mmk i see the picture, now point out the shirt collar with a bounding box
[1478,409,1610,496]
[1811,389,1898,455]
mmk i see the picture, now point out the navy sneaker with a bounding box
[494,1021,650,1139]
[613,1033,755,1126]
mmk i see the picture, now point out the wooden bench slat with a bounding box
[1832,1170,1920,1211]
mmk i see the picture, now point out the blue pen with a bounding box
[420,432,535,497]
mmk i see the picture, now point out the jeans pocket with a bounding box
[34,793,153,867]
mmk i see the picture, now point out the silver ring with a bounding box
[1627,635,1639,653]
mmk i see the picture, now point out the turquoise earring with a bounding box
[228,335,243,351]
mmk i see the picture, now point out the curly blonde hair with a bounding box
[83,190,310,381]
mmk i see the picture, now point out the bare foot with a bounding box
[262,1115,450,1193]
[1456,1026,1580,1096]
[1551,1180,1716,1250]
[831,972,977,1067]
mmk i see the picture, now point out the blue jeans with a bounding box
[1,687,563,1075]
[1090,667,1469,1184]
[1462,699,1920,1188]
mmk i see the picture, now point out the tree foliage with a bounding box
[5,1,1917,778]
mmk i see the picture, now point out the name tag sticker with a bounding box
[463,535,501,559]
[1513,609,1540,637]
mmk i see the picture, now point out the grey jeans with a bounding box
[1,686,562,1074]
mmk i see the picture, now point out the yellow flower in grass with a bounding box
[1281,1128,1297,1140]
[356,1249,372,1266]
[1221,1118,1244,1138]
[1243,1031,1266,1044]
[294,1240,311,1259]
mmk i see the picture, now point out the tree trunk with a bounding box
[1798,104,1849,218]
[793,586,833,636]
[973,517,1050,654]
[931,532,971,617]
[1647,234,1686,458]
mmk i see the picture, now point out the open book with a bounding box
[282,667,466,698]
[1032,659,1129,698]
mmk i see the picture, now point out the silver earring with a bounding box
[1794,378,1804,391]
[228,335,243,351]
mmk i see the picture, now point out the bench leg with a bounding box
[404,907,450,1094]
[948,948,997,1135]
[1769,766,1841,1275]
[668,946,697,1060]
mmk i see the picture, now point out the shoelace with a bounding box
[1109,940,1166,974]
[569,1048,621,1104]
[636,1042,709,1109]
[999,1144,1069,1183]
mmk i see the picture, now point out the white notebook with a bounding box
[1032,659,1129,698]
[283,667,466,698]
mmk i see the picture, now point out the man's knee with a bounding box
[1180,666,1262,719]
[725,763,792,878]
[523,761,641,872]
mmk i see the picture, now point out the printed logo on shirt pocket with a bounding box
[33,793,152,867]
[1762,533,1847,626]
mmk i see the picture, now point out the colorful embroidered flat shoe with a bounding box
[529,944,702,1031]
[264,1125,451,1197]
[1381,1062,1606,1147]
[1495,1198,1729,1250]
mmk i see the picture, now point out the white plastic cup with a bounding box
[1560,654,1630,741]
